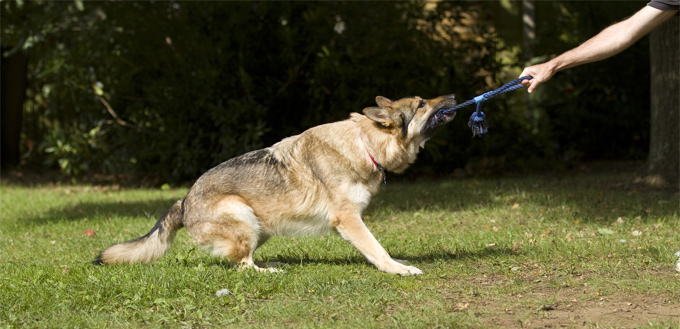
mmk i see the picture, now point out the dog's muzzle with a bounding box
[426,95,457,131]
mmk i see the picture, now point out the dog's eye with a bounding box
[418,100,426,108]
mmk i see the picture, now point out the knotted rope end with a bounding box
[467,111,488,137]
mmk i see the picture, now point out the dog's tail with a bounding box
[93,200,184,265]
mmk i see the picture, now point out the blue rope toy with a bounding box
[432,76,533,137]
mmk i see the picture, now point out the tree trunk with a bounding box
[1,49,28,169]
[522,0,535,60]
[647,17,679,188]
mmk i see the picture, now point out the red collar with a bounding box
[359,133,386,184]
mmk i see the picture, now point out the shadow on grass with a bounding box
[394,245,518,263]
[366,173,679,224]
[18,168,678,227]
[195,246,517,270]
[18,198,178,225]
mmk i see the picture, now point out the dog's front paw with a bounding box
[380,261,422,276]
[399,265,423,276]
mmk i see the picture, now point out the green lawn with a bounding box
[1,166,678,328]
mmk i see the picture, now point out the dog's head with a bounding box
[362,94,457,146]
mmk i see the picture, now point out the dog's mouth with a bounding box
[427,111,456,129]
[425,95,457,132]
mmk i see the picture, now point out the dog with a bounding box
[94,94,457,275]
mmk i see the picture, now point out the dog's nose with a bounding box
[448,94,456,100]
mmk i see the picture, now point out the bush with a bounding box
[2,1,651,183]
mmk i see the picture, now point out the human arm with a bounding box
[520,6,678,93]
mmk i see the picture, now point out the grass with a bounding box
[1,165,679,328]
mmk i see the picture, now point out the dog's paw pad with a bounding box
[400,266,423,276]
[252,266,283,273]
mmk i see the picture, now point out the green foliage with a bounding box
[42,125,101,180]
[527,1,651,162]
[1,1,653,182]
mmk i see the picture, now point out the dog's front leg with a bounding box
[333,214,422,276]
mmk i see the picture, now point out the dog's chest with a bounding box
[346,184,372,209]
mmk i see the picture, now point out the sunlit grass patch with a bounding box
[1,169,678,328]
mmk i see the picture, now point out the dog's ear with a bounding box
[363,106,394,126]
[375,96,392,108]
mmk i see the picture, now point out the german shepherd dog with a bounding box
[94,94,457,275]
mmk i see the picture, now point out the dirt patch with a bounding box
[461,289,679,328]
[523,297,679,328]
[440,271,679,328]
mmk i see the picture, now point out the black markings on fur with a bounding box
[401,113,410,138]
[127,216,164,244]
[200,148,290,197]
[232,150,287,181]
[92,254,104,265]
[228,149,268,166]
[227,149,286,170]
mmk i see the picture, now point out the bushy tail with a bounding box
[93,200,184,265]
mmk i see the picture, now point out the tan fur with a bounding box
[95,94,457,275]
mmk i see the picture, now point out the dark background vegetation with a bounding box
[1,1,651,184]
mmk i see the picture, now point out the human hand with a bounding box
[519,61,557,93]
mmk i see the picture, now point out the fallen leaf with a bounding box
[83,229,96,237]
[216,289,231,297]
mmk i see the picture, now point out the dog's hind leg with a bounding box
[185,195,279,273]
